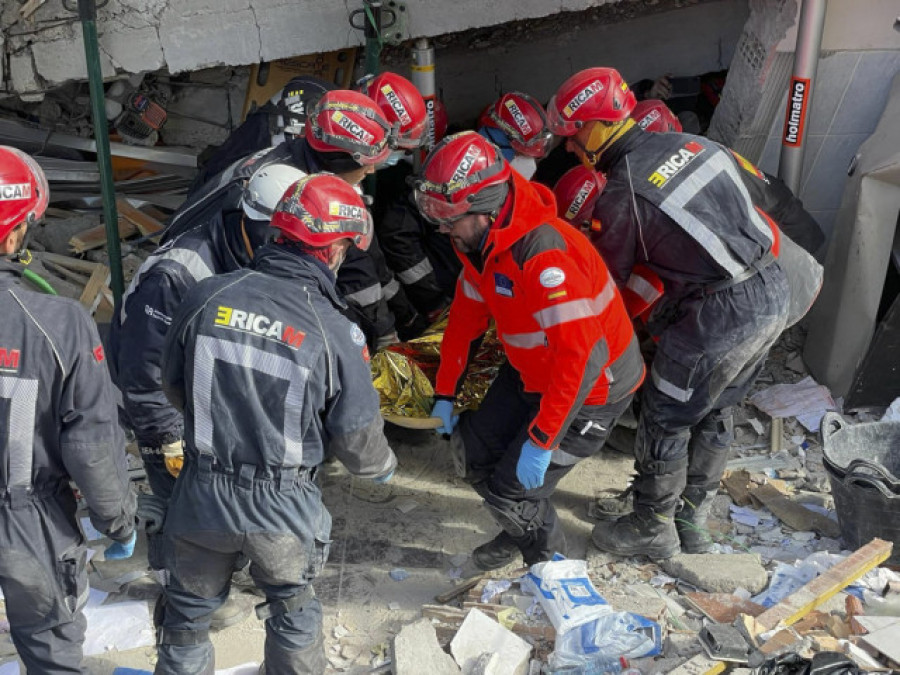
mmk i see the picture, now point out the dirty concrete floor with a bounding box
[0,425,634,674]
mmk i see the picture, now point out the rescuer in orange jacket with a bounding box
[413,131,645,570]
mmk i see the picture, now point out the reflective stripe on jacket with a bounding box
[435,171,643,449]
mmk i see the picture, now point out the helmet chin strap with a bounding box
[580,118,636,167]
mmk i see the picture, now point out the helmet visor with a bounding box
[413,189,471,226]
[512,128,554,158]
[546,95,581,136]
[324,208,373,251]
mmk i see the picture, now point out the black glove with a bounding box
[136,493,167,536]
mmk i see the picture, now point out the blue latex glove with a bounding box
[517,439,552,490]
[104,531,137,561]
[431,399,459,435]
[373,470,394,484]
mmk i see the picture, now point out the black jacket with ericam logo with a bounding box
[0,260,135,541]
[592,126,777,299]
[161,244,396,477]
[107,210,248,448]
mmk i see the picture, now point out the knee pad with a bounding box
[634,416,690,473]
[255,586,315,622]
[483,494,546,538]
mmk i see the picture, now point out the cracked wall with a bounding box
[2,0,633,97]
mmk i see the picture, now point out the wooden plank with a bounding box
[79,265,110,314]
[41,260,90,286]
[722,470,755,507]
[750,483,841,538]
[69,218,137,253]
[19,0,47,19]
[434,574,485,604]
[116,197,165,237]
[753,538,893,634]
[684,592,765,624]
[34,252,102,274]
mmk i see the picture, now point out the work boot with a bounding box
[590,486,634,520]
[210,596,251,631]
[675,488,718,554]
[591,510,681,560]
[472,531,521,571]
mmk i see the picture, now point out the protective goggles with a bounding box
[545,95,583,136]
[412,188,472,226]
[512,128,554,158]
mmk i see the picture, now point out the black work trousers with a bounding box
[459,363,633,564]
[0,489,88,674]
[634,264,790,517]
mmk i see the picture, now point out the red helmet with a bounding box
[357,72,427,150]
[547,67,637,136]
[0,146,49,241]
[552,165,607,226]
[305,90,392,166]
[631,99,682,133]
[412,131,511,225]
[271,173,373,250]
[479,92,553,158]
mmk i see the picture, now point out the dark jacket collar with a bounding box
[251,243,345,308]
[595,124,650,174]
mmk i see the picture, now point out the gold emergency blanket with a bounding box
[371,317,506,419]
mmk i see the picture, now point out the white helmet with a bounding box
[241,163,307,221]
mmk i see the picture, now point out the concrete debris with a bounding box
[660,553,769,594]
[392,618,460,675]
[449,609,532,675]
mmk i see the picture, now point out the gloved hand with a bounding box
[104,530,137,560]
[373,470,394,484]
[162,440,184,478]
[648,75,673,100]
[431,399,459,435]
[375,331,400,351]
[516,439,552,490]
[136,493,167,536]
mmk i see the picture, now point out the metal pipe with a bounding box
[363,0,383,77]
[410,38,435,170]
[778,0,828,195]
[78,0,124,303]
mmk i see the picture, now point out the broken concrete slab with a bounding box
[450,608,531,675]
[392,618,460,675]
[660,553,768,594]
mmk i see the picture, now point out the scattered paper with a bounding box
[481,579,512,604]
[80,517,104,542]
[749,376,837,431]
[0,662,19,675]
[82,588,154,656]
[393,498,419,514]
[751,550,846,607]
